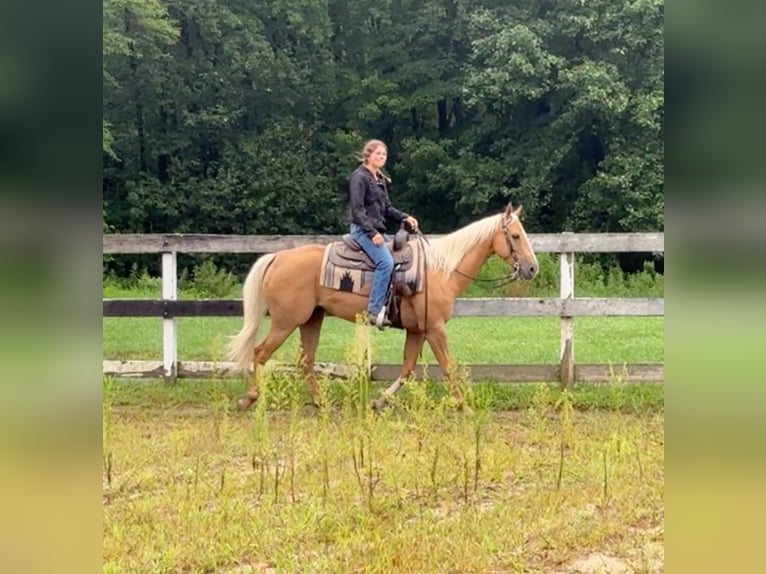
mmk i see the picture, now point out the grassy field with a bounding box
[103,267,663,367]
[104,279,664,572]
[104,262,664,572]
[103,378,664,573]
[103,315,664,366]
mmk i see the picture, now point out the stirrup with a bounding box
[374,308,392,330]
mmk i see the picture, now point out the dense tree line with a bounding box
[103,0,663,273]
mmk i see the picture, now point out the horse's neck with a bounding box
[446,237,493,297]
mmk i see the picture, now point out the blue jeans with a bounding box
[350,224,393,315]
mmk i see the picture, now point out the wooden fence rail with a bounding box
[103,232,664,385]
[102,297,664,318]
[103,232,664,254]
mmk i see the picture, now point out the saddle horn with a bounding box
[393,220,411,251]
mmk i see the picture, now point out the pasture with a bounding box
[102,315,663,366]
[103,308,663,573]
[103,377,663,573]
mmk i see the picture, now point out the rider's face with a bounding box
[368,146,387,170]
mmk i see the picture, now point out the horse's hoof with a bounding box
[458,403,474,416]
[371,398,387,412]
[236,397,254,411]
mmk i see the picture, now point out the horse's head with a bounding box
[492,203,538,280]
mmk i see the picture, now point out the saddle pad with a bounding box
[320,240,426,297]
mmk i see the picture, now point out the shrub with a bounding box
[185,259,240,298]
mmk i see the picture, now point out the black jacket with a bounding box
[348,166,408,238]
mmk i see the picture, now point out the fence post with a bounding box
[162,251,178,382]
[559,235,575,388]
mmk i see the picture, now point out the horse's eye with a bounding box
[512,234,520,240]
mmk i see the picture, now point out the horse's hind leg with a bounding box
[238,324,294,410]
[299,307,325,407]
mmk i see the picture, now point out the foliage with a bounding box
[103,0,664,275]
[181,258,240,298]
[104,263,160,293]
[104,250,663,300]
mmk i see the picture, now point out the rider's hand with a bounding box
[405,216,419,231]
[372,233,384,246]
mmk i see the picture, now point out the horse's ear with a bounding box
[504,202,514,218]
[513,204,523,216]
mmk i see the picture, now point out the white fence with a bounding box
[103,232,664,385]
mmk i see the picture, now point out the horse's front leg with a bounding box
[425,323,469,410]
[299,308,325,407]
[371,330,425,411]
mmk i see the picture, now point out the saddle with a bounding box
[320,225,424,329]
[329,227,414,272]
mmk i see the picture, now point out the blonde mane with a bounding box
[426,213,509,273]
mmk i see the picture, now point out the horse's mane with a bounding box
[425,213,507,273]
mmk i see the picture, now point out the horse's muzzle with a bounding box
[518,262,537,280]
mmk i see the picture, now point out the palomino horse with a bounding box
[228,203,538,410]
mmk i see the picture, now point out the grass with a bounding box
[103,261,663,367]
[103,261,664,572]
[105,252,665,301]
[105,377,664,413]
[103,274,664,572]
[103,315,664,366]
[103,377,664,573]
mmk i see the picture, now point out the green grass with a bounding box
[103,265,664,573]
[103,315,664,365]
[105,252,665,300]
[105,376,664,413]
[104,261,663,366]
[103,380,664,573]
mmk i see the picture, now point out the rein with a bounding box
[414,229,429,334]
[414,218,520,332]
[452,220,520,286]
[452,267,519,287]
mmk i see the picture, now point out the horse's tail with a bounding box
[227,253,276,373]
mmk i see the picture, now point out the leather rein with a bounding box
[451,218,520,286]
[412,218,519,335]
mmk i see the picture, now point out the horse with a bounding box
[227,202,538,410]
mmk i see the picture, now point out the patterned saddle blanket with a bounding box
[320,237,426,297]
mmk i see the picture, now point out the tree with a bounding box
[103,0,664,275]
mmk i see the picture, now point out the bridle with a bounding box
[452,216,521,286]
[414,215,520,336]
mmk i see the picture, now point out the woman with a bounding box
[348,139,419,329]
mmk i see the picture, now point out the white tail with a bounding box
[227,253,276,373]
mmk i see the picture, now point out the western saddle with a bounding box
[329,225,413,272]
[328,225,414,328]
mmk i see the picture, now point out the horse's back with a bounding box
[259,244,326,323]
[266,244,325,282]
[266,243,322,261]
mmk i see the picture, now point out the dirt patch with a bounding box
[550,536,663,574]
[557,552,632,573]
[220,563,276,573]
